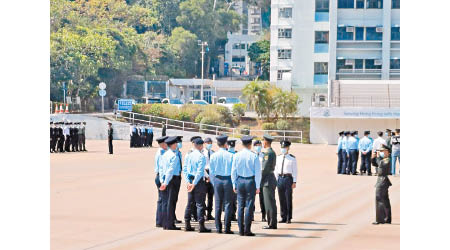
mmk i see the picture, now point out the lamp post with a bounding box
[198,40,208,101]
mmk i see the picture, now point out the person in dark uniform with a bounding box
[148,125,154,147]
[231,136,261,236]
[50,122,56,153]
[253,140,265,222]
[275,140,298,224]
[336,131,344,174]
[57,123,65,153]
[183,138,211,233]
[81,122,87,151]
[261,134,278,229]
[107,122,113,154]
[209,135,234,234]
[73,123,79,152]
[162,121,167,137]
[227,139,238,221]
[371,145,392,224]
[154,136,168,227]
[159,136,182,230]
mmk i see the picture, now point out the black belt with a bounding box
[238,176,254,179]
[279,174,292,177]
[215,175,231,179]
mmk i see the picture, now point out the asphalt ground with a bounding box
[51,140,400,250]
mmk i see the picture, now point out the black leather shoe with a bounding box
[239,231,245,236]
[245,232,255,236]
[207,215,215,220]
[279,220,286,223]
[216,229,222,234]
[167,226,181,230]
[372,222,384,225]
[174,219,182,224]
[287,220,291,224]
[224,230,234,234]
[263,226,277,229]
[155,224,162,228]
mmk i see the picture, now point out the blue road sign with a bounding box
[117,99,134,112]
[99,89,106,97]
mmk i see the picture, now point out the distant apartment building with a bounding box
[224,1,262,78]
[270,0,400,118]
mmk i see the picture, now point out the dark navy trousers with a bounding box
[348,149,358,174]
[360,152,372,174]
[236,176,256,234]
[213,175,233,231]
[277,176,293,221]
[155,174,163,226]
[340,150,348,174]
[184,179,207,223]
[337,149,344,174]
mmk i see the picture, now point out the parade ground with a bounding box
[51,140,400,250]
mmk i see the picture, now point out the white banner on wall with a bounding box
[310,107,400,119]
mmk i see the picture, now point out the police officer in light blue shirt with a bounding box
[209,135,234,234]
[231,135,262,236]
[347,132,359,175]
[341,131,350,174]
[354,131,360,171]
[227,139,238,221]
[159,136,182,230]
[182,138,211,233]
[359,131,373,175]
[336,131,345,174]
[154,136,168,228]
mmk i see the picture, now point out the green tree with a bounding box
[241,80,269,119]
[273,90,301,119]
[247,39,270,80]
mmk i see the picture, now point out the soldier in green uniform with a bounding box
[261,134,278,229]
[371,144,392,224]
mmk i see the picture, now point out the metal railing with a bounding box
[118,111,303,143]
[336,69,382,74]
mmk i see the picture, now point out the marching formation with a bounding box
[129,124,154,148]
[50,121,87,153]
[154,134,299,236]
[336,129,400,176]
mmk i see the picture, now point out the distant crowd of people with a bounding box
[50,121,87,153]
[337,128,400,176]
[129,124,154,148]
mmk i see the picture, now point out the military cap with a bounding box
[338,131,344,136]
[364,130,370,135]
[280,140,291,148]
[227,139,236,147]
[386,129,392,132]
[240,135,253,144]
[204,137,212,143]
[344,131,350,135]
[395,128,400,133]
[263,134,274,142]
[176,136,183,142]
[216,135,228,144]
[353,131,358,134]
[350,131,356,136]
[50,122,53,124]
[165,136,178,145]
[253,140,262,146]
[193,138,204,145]
[83,122,86,125]
[156,136,168,144]
[190,136,202,142]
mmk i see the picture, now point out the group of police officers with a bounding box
[336,128,400,176]
[50,121,87,153]
[154,133,298,236]
[336,128,400,225]
[129,124,154,148]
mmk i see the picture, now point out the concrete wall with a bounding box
[310,117,400,144]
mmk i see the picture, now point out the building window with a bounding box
[366,0,383,9]
[233,43,246,49]
[337,27,354,40]
[336,59,353,71]
[232,56,245,62]
[315,31,329,43]
[338,0,354,8]
[316,0,329,12]
[251,17,261,24]
[355,27,364,40]
[277,70,291,80]
[314,62,328,74]
[391,27,400,41]
[365,59,382,69]
[278,49,292,59]
[392,0,400,9]
[390,59,400,69]
[366,27,382,40]
[278,28,292,38]
[355,59,364,69]
[279,8,292,18]
[356,0,365,8]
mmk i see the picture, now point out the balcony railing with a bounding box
[390,69,400,74]
[315,12,329,22]
[336,69,382,74]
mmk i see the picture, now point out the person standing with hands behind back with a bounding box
[107,122,113,154]
[275,140,297,224]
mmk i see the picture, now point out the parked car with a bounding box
[187,99,209,105]
[217,97,242,111]
[162,98,184,108]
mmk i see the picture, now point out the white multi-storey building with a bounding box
[270,0,400,118]
[224,1,262,78]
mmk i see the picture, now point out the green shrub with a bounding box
[232,103,246,117]
[177,111,191,121]
[180,104,203,122]
[239,125,250,135]
[160,104,179,120]
[276,120,290,130]
[262,122,276,130]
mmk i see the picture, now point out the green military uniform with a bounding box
[262,135,278,229]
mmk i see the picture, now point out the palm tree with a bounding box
[273,90,300,119]
[242,80,268,119]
